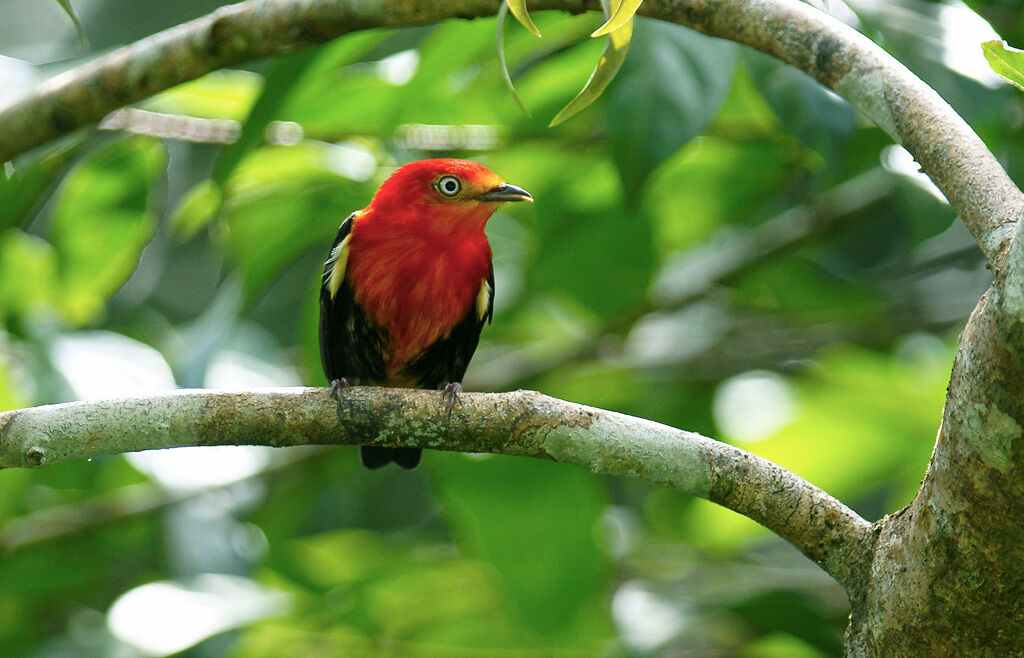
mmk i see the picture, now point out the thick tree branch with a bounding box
[0,0,1020,269]
[0,387,870,589]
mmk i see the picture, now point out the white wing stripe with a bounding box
[476,278,492,320]
[325,234,351,300]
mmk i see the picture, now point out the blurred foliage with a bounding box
[0,0,1019,655]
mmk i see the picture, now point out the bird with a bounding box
[319,158,533,469]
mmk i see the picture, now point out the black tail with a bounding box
[360,446,422,470]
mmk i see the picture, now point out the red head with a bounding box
[364,159,532,233]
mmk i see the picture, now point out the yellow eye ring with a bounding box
[436,175,462,198]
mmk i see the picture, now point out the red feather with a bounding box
[346,159,502,379]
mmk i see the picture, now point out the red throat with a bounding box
[346,210,493,380]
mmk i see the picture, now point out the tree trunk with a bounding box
[845,286,1024,654]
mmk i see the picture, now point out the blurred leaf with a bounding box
[212,51,320,187]
[982,40,1024,91]
[392,20,507,126]
[748,343,947,504]
[741,633,830,658]
[170,179,222,242]
[506,0,542,37]
[0,139,81,233]
[735,257,884,325]
[743,48,857,167]
[497,3,532,118]
[214,32,384,186]
[0,357,26,412]
[529,154,655,318]
[731,591,842,655]
[53,0,89,48]
[290,529,393,588]
[591,0,643,37]
[48,137,166,324]
[606,18,738,195]
[549,9,633,126]
[144,70,261,120]
[0,229,60,320]
[365,559,509,642]
[222,142,368,299]
[643,137,801,252]
[433,455,611,645]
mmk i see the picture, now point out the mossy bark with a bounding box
[843,287,1024,654]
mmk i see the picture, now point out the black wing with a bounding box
[403,263,494,389]
[319,212,388,385]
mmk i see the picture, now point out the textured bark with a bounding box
[0,387,870,589]
[842,287,1024,654]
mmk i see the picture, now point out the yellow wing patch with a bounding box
[325,234,351,300]
[476,278,492,321]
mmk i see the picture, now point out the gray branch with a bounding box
[0,387,871,590]
[0,0,1020,271]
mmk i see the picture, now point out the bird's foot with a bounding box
[441,381,463,420]
[330,377,354,405]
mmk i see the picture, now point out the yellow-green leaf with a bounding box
[549,11,633,126]
[982,40,1024,92]
[506,0,541,38]
[497,3,532,117]
[171,180,223,242]
[591,0,643,37]
[54,0,89,48]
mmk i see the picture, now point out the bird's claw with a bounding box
[330,377,354,405]
[441,382,463,420]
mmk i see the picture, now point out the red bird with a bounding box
[319,159,533,469]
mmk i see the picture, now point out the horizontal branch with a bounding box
[0,387,870,589]
[1,0,1020,272]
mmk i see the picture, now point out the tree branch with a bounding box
[0,387,870,589]
[0,0,1019,270]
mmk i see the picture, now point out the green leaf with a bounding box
[0,229,60,321]
[591,0,643,37]
[743,48,856,167]
[143,70,262,121]
[212,51,320,188]
[170,179,223,242]
[506,0,542,38]
[0,139,81,233]
[982,40,1024,92]
[606,18,738,195]
[54,0,89,48]
[643,137,799,251]
[222,143,368,299]
[214,33,383,187]
[48,137,166,324]
[549,9,633,126]
[497,3,532,117]
[433,455,611,644]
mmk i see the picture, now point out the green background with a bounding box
[1,0,1022,655]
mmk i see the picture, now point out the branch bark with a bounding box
[0,387,871,590]
[0,0,1020,271]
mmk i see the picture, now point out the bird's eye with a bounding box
[436,175,462,198]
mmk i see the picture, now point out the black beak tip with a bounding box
[481,182,533,203]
